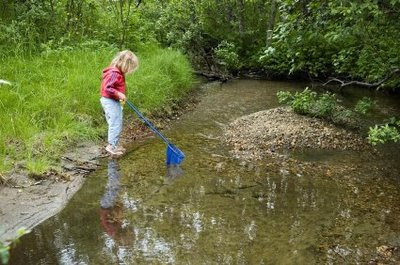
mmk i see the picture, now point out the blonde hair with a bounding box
[111,50,139,74]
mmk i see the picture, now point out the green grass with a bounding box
[0,46,194,175]
[129,46,195,112]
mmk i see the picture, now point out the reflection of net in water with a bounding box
[166,164,184,180]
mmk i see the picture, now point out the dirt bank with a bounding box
[224,107,370,160]
[0,143,101,243]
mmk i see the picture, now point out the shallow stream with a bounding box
[10,80,400,264]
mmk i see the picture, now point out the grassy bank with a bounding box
[0,46,194,176]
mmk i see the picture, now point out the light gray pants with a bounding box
[100,97,123,148]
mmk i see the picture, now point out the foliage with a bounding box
[258,0,400,88]
[0,0,151,56]
[291,89,318,115]
[354,97,375,115]
[1,1,399,89]
[368,118,400,145]
[313,92,337,117]
[214,41,240,71]
[277,88,337,117]
[368,124,400,145]
[0,227,30,265]
[277,91,294,104]
[142,0,274,70]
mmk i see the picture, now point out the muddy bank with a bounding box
[0,143,100,243]
[224,107,370,160]
[0,86,201,244]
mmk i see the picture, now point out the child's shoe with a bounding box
[105,144,123,156]
[116,145,126,153]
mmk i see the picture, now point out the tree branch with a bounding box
[323,68,400,89]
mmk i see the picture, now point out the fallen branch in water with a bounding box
[323,68,400,89]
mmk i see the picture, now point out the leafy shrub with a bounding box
[368,124,400,145]
[312,92,337,117]
[291,88,318,115]
[354,97,375,115]
[276,91,294,104]
[214,41,240,71]
[277,88,337,117]
[367,118,400,145]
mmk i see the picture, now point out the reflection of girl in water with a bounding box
[99,159,123,238]
[99,160,134,262]
[100,160,121,209]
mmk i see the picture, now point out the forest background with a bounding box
[0,0,399,175]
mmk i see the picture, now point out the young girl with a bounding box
[100,50,139,156]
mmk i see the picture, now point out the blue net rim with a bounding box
[167,144,185,158]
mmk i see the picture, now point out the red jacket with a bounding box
[100,66,126,100]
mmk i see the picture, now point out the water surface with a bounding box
[10,80,400,264]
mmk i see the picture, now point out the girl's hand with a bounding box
[117,92,126,101]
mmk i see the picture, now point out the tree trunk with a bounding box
[266,0,277,47]
[237,0,245,41]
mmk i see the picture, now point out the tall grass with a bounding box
[0,46,194,175]
[128,46,195,112]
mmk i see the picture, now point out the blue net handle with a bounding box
[126,100,171,145]
[126,100,185,165]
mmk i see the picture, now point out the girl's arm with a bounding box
[105,72,125,100]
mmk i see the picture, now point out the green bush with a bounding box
[367,118,400,145]
[277,88,337,118]
[354,97,375,115]
[258,1,400,89]
[291,89,318,115]
[214,41,240,71]
[276,91,294,104]
[312,92,337,117]
[368,124,400,146]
